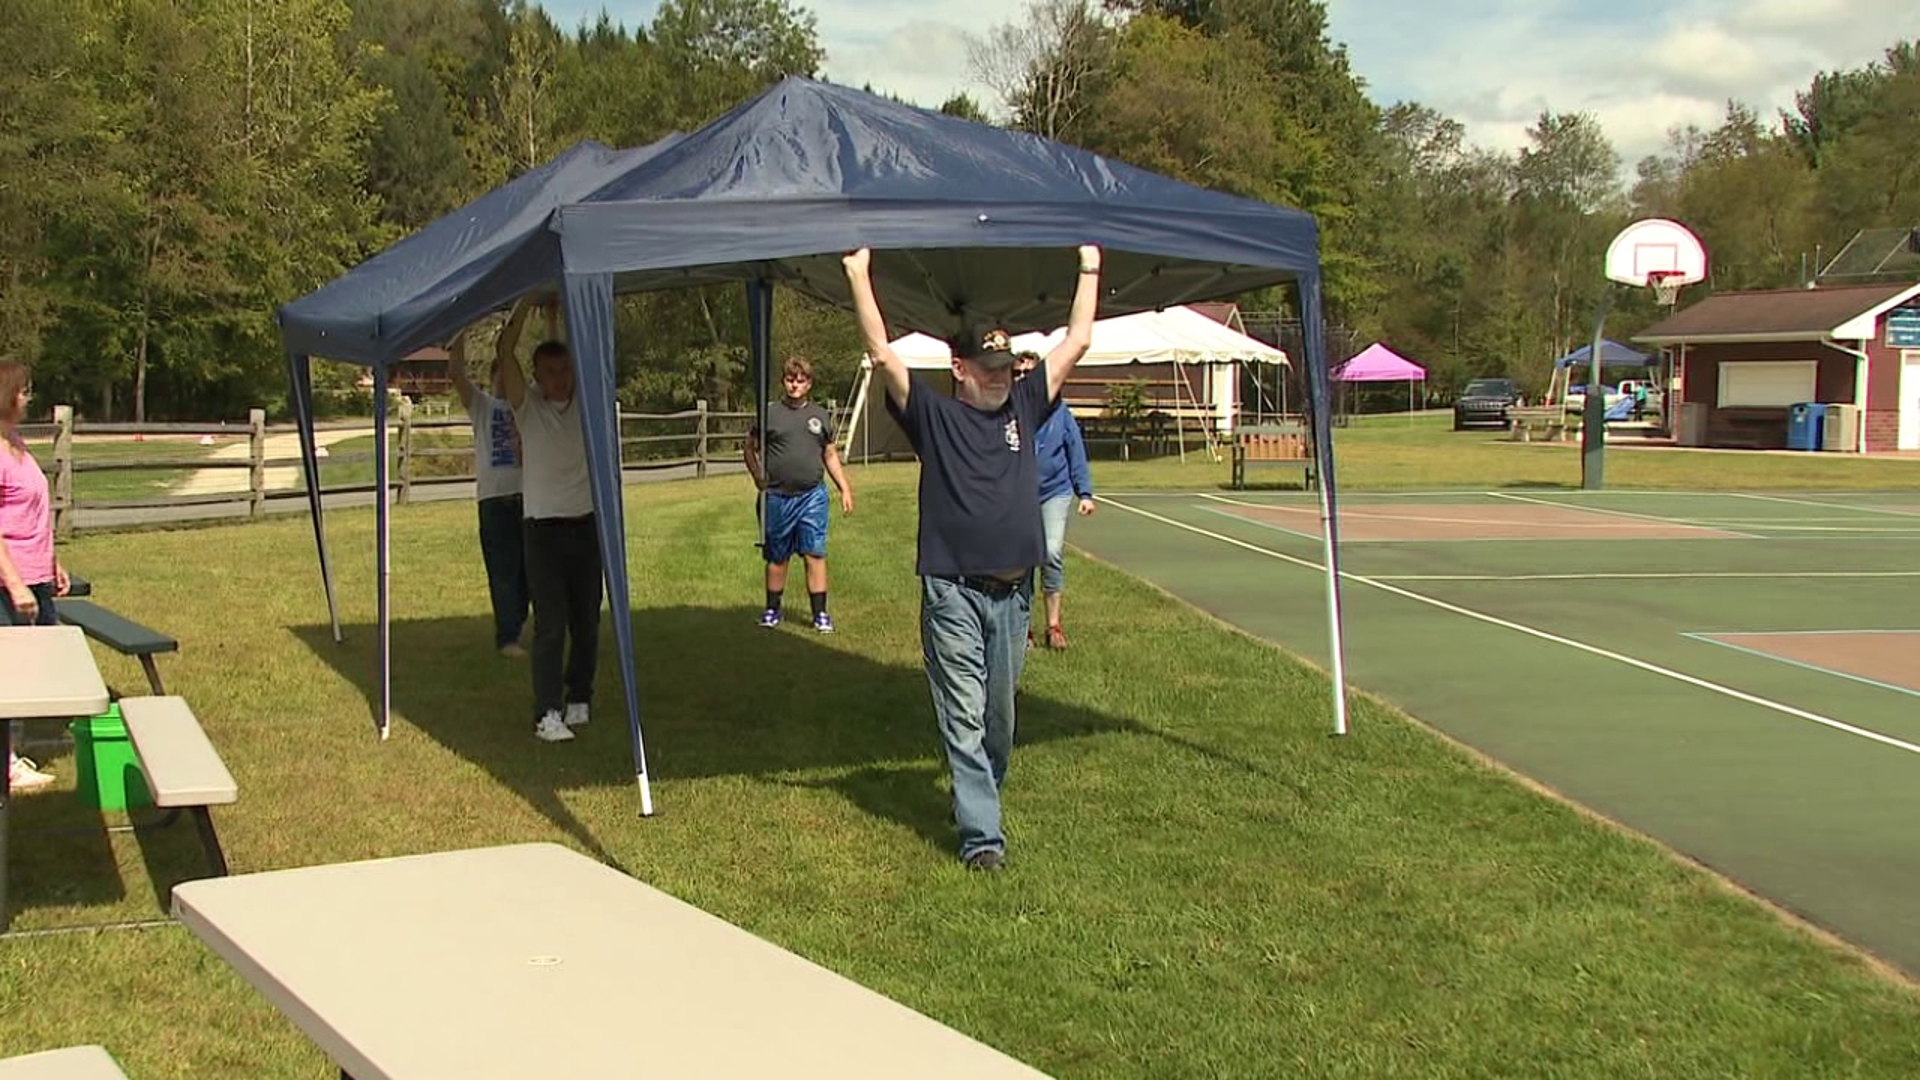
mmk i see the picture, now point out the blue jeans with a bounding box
[1039,495,1073,595]
[477,495,528,649]
[920,573,1032,861]
[0,582,56,626]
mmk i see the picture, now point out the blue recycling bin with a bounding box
[1787,402,1826,451]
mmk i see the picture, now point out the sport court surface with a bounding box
[1072,488,1920,976]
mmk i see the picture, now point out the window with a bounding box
[1717,361,1817,408]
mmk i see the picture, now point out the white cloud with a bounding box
[547,0,1909,163]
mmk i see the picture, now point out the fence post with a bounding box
[248,408,266,519]
[695,399,708,480]
[397,395,414,504]
[52,405,73,539]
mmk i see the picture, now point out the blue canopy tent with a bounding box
[276,77,1352,815]
[1553,339,1652,369]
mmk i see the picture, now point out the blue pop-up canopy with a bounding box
[1554,339,1652,368]
[277,77,1351,814]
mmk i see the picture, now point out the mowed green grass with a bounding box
[3,466,1920,1077]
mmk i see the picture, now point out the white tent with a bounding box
[841,306,1288,458]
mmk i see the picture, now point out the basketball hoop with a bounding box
[1605,219,1706,303]
[1647,271,1683,307]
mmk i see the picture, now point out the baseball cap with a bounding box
[951,324,1016,369]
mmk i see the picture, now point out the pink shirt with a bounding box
[0,436,54,585]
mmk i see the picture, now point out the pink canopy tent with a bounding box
[1335,343,1426,419]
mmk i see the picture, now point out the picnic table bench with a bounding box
[57,599,176,695]
[1229,424,1317,490]
[0,1046,129,1079]
[0,1046,131,1079]
[173,843,1055,1080]
[119,696,237,879]
[1506,406,1571,442]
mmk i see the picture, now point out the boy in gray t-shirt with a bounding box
[745,356,855,632]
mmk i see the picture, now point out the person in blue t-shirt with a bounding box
[847,243,1103,872]
[1012,350,1094,651]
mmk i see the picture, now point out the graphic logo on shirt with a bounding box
[1003,418,1021,453]
[806,416,824,436]
[489,404,520,468]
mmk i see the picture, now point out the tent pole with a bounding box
[372,363,392,740]
[285,352,342,644]
[562,273,654,814]
[1299,276,1349,736]
[747,281,773,555]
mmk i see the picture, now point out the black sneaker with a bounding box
[965,849,1006,872]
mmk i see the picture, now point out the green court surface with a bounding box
[1073,488,1920,976]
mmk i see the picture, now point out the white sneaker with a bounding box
[564,702,590,728]
[533,712,575,742]
[9,753,55,792]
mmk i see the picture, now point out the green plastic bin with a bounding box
[68,703,152,812]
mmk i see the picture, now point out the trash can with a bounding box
[1787,402,1826,451]
[68,703,152,812]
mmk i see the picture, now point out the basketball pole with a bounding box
[1581,288,1615,491]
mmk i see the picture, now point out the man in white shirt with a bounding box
[448,314,528,659]
[493,297,602,744]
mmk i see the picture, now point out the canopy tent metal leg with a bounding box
[1299,274,1350,736]
[373,363,392,740]
[747,280,774,553]
[563,272,655,814]
[286,352,341,645]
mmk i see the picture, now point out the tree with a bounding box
[651,0,824,129]
[966,0,1116,139]
[937,92,992,124]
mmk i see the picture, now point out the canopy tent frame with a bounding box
[1334,343,1426,424]
[276,77,1356,818]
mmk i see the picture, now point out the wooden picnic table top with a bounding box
[172,842,1055,1080]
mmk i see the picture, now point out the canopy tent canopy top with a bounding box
[1554,339,1653,369]
[1334,343,1425,382]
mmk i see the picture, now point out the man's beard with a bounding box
[957,380,1010,411]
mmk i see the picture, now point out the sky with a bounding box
[542,0,1912,164]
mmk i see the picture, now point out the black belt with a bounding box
[938,573,1028,598]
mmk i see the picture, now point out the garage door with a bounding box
[1717,360,1816,408]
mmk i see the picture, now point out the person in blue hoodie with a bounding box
[1013,350,1095,649]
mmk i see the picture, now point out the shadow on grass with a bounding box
[293,607,1217,860]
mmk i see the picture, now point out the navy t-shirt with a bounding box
[886,363,1057,577]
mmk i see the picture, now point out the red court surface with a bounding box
[1704,631,1920,694]
[1217,501,1744,543]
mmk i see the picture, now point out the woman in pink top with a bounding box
[0,361,68,791]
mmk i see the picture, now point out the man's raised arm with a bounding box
[494,297,536,409]
[843,249,909,410]
[1046,244,1103,402]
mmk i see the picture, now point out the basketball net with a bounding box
[1647,271,1682,307]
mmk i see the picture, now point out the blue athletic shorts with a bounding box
[761,485,829,564]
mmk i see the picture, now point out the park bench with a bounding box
[1507,406,1571,442]
[1229,424,1317,490]
[57,599,175,695]
[119,696,237,879]
[0,1045,130,1079]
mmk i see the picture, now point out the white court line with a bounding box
[1371,570,1920,583]
[1200,492,1760,539]
[1725,492,1920,519]
[1486,490,1765,539]
[1099,495,1920,759]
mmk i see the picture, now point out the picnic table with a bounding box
[0,625,110,932]
[172,842,1056,1080]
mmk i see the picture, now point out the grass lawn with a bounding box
[19,437,223,503]
[4,465,1919,1077]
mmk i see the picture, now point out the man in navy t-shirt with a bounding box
[845,243,1104,871]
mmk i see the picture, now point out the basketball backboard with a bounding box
[1606,218,1707,301]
